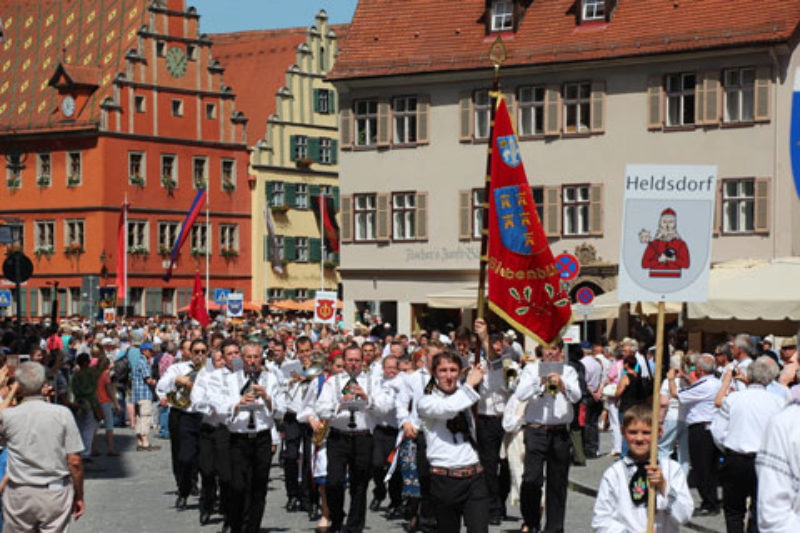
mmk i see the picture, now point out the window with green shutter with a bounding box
[314,89,334,114]
[310,184,321,198]
[309,137,321,162]
[284,236,296,262]
[333,186,340,210]
[265,181,273,203]
[330,139,338,164]
[285,183,297,208]
[310,238,322,262]
[30,289,38,317]
[285,289,296,300]
[290,135,297,161]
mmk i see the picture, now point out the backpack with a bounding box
[112,348,131,385]
[637,356,655,400]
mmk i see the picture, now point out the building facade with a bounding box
[212,11,344,304]
[330,0,800,334]
[0,0,251,318]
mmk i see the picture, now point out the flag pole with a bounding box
[205,187,210,310]
[477,37,507,325]
[320,194,325,291]
[123,193,128,312]
[646,301,666,533]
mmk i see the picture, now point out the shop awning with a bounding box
[688,257,800,321]
[426,284,483,309]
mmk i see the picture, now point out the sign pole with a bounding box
[646,300,666,533]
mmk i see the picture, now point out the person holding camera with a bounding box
[513,343,581,533]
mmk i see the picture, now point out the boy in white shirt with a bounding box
[592,403,694,532]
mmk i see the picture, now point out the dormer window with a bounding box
[582,0,606,21]
[491,0,514,32]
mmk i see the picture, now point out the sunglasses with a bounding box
[192,349,208,354]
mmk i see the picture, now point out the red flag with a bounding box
[115,201,127,301]
[189,272,209,327]
[487,98,572,346]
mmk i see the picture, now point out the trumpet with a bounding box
[166,363,200,409]
[545,375,561,396]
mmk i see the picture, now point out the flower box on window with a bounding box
[270,204,289,215]
[222,180,236,193]
[129,175,146,187]
[4,245,23,257]
[36,176,51,188]
[323,260,338,270]
[220,247,238,258]
[193,178,207,189]
[161,175,177,192]
[191,248,207,257]
[66,175,81,187]
[295,157,314,169]
[34,245,54,259]
[7,177,21,189]
[130,245,148,256]
[64,243,84,256]
[159,245,173,258]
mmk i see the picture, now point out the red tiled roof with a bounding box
[50,64,101,88]
[330,0,800,80]
[211,23,348,144]
[0,0,148,131]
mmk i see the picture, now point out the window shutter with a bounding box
[313,89,321,112]
[59,291,67,317]
[415,191,428,241]
[754,67,771,122]
[605,0,618,21]
[340,195,353,243]
[308,137,321,162]
[339,101,353,150]
[284,237,296,261]
[309,184,321,199]
[416,94,430,145]
[646,76,663,130]
[543,186,561,237]
[703,71,720,124]
[331,140,339,164]
[459,91,473,142]
[328,90,336,114]
[589,183,603,236]
[713,181,722,237]
[289,135,298,161]
[754,177,770,234]
[146,288,161,317]
[376,192,390,241]
[285,289,295,300]
[285,183,296,208]
[377,98,391,148]
[332,186,340,210]
[310,238,322,262]
[265,181,273,203]
[544,85,561,136]
[21,288,27,317]
[30,288,37,317]
[695,75,706,125]
[590,81,606,133]
[458,189,471,241]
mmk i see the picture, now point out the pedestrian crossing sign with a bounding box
[0,290,10,307]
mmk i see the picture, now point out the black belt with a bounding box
[231,429,271,440]
[726,449,756,458]
[477,414,501,419]
[330,427,371,437]
[374,424,398,432]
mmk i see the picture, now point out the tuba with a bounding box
[166,363,200,409]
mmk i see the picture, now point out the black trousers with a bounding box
[520,426,570,533]
[371,425,402,506]
[198,423,231,517]
[688,423,720,510]
[582,398,603,456]
[177,412,202,498]
[229,430,273,533]
[327,429,373,533]
[416,431,435,526]
[168,408,182,486]
[431,471,490,533]
[722,452,758,533]
[282,413,314,505]
[476,414,507,518]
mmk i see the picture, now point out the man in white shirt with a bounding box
[756,399,800,532]
[671,353,721,516]
[581,343,604,459]
[315,345,376,533]
[514,343,582,533]
[212,341,282,533]
[711,356,786,533]
[368,355,402,516]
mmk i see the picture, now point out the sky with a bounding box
[189,1,359,33]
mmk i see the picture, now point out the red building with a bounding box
[0,0,251,318]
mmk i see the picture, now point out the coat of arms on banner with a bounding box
[497,135,521,168]
[790,68,800,199]
[493,185,534,255]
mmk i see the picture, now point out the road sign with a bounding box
[554,253,580,281]
[576,286,595,305]
[561,324,581,344]
[0,290,11,307]
[226,293,243,317]
[314,291,337,325]
[214,288,231,305]
[2,252,33,284]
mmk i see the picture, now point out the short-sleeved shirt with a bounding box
[0,396,84,485]
[96,370,112,404]
[131,356,154,403]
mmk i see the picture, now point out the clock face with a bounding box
[62,96,75,118]
[165,47,187,79]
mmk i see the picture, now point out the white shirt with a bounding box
[514,361,582,425]
[211,368,282,433]
[190,366,233,426]
[677,375,720,425]
[592,456,693,533]
[371,376,400,428]
[756,402,800,533]
[477,356,509,416]
[156,361,197,409]
[710,384,786,454]
[315,371,375,432]
[582,355,603,392]
[395,368,431,430]
[418,384,481,469]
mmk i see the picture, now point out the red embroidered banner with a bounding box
[487,98,572,346]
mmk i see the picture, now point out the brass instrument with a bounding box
[302,365,324,381]
[502,358,520,390]
[546,375,560,396]
[166,363,200,409]
[312,419,330,447]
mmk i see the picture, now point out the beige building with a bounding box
[329,0,800,335]
[212,12,345,303]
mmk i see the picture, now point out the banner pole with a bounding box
[205,188,210,310]
[477,67,500,323]
[320,194,325,291]
[646,300,666,533]
[123,194,128,313]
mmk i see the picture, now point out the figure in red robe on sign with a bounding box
[639,207,690,278]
